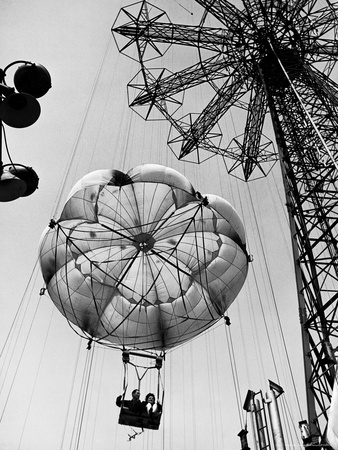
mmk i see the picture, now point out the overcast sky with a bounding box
[0,1,308,449]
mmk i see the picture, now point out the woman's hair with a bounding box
[145,393,155,402]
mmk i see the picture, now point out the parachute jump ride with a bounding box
[39,163,249,430]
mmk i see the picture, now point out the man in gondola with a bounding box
[116,389,143,415]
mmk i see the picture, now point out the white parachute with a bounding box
[39,164,249,351]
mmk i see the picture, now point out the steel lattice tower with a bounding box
[112,1,338,446]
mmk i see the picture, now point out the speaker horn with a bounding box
[0,167,27,202]
[14,63,52,99]
[8,165,39,197]
[0,92,41,128]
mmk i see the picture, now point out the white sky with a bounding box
[0,1,310,449]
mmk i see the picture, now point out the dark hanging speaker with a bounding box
[0,168,27,202]
[9,165,39,196]
[0,92,41,128]
[14,63,52,98]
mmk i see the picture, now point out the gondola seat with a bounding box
[118,407,161,430]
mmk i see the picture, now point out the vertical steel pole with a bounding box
[266,389,286,450]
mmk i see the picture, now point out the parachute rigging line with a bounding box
[48,226,110,339]
[120,352,165,433]
[59,202,214,346]
[192,206,223,318]
[58,230,95,337]
[50,225,146,344]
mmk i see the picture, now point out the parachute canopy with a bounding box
[39,164,249,351]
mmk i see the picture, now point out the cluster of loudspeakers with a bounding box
[0,63,51,128]
[0,63,51,201]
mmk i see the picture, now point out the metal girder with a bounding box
[179,73,247,158]
[194,0,248,29]
[262,61,338,439]
[129,55,235,107]
[114,21,234,53]
[240,80,268,180]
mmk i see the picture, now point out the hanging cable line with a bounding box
[216,157,304,442]
[52,35,114,217]
[17,307,55,449]
[60,339,83,450]
[0,259,40,366]
[246,183,304,418]
[70,345,96,450]
[0,275,42,424]
[279,395,302,449]
[224,319,244,429]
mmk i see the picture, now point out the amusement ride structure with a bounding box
[112,0,338,447]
